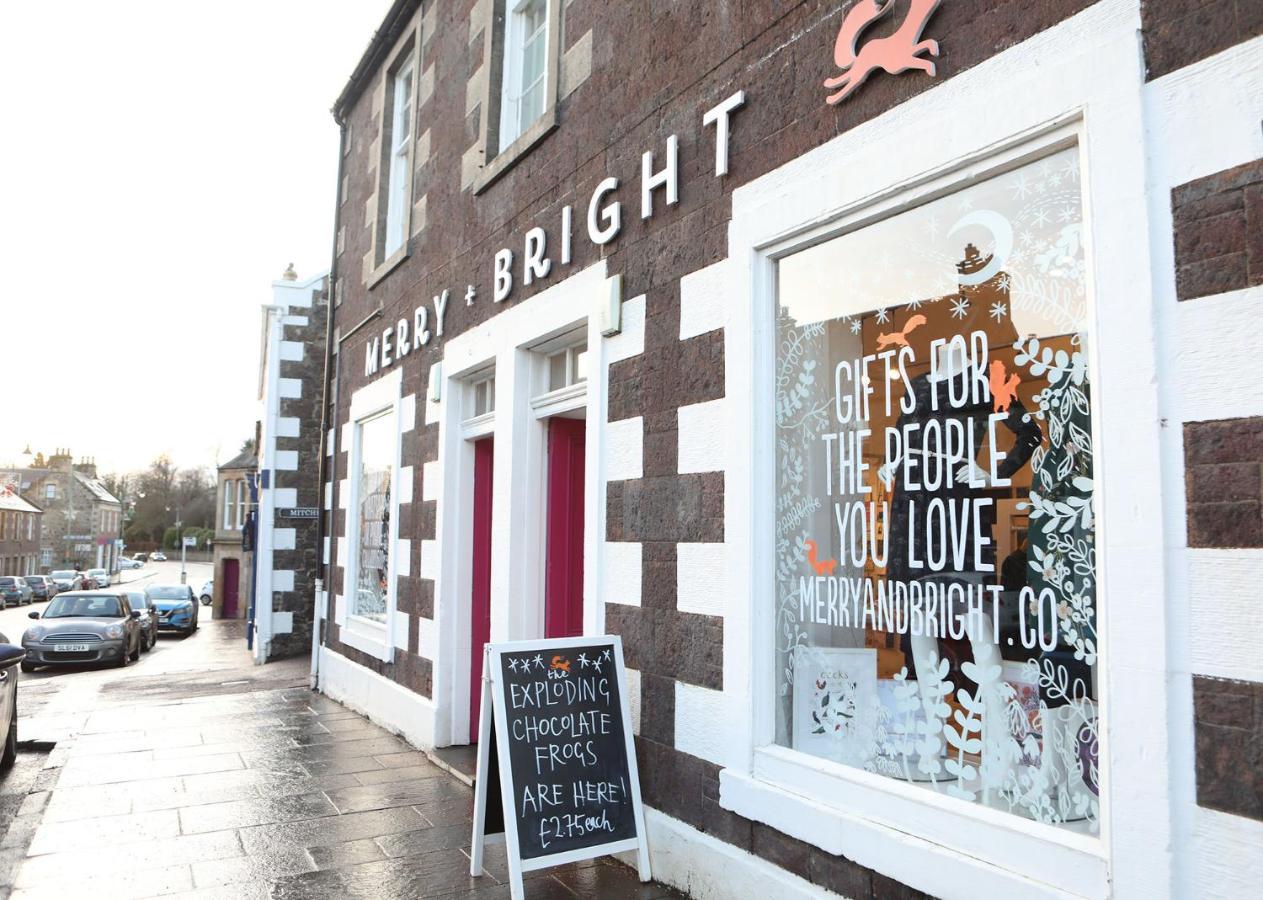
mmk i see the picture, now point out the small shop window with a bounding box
[773,147,1098,832]
[547,342,588,391]
[352,410,396,624]
[471,374,497,418]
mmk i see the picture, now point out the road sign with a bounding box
[182,536,197,548]
[278,507,319,519]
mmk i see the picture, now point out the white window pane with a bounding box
[355,412,395,623]
[771,147,1099,833]
[548,351,568,391]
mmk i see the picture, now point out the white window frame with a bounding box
[341,368,405,662]
[533,332,588,418]
[45,483,55,501]
[223,481,235,531]
[498,0,549,153]
[384,61,415,258]
[714,9,1170,897]
[236,480,247,531]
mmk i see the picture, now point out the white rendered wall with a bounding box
[1143,33,1263,900]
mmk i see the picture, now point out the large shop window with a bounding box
[774,148,1098,832]
[352,410,397,624]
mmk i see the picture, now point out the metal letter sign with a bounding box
[824,0,943,105]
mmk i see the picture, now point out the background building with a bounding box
[310,3,1263,899]
[212,449,254,620]
[0,486,42,576]
[2,450,122,572]
[250,266,329,663]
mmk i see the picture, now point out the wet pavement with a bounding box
[0,597,685,899]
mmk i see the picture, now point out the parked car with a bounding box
[0,633,24,768]
[145,583,198,635]
[48,570,85,592]
[118,557,142,570]
[87,568,111,588]
[120,589,158,652]
[0,577,33,609]
[21,591,142,670]
[23,576,55,601]
[199,579,213,606]
[151,552,167,562]
[133,553,149,563]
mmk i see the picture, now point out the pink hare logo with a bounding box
[824,0,943,105]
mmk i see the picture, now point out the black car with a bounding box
[120,590,159,652]
[0,577,33,608]
[24,576,56,601]
[0,633,24,768]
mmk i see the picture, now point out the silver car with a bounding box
[21,592,142,671]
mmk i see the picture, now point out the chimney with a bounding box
[74,456,98,479]
[48,449,73,471]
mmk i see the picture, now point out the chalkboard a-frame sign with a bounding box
[469,635,651,898]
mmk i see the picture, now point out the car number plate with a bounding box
[53,643,91,652]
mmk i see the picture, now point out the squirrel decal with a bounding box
[876,313,927,350]
[823,0,943,106]
[989,359,1021,414]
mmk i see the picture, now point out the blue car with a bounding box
[145,583,199,635]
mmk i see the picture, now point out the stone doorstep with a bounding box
[425,744,478,787]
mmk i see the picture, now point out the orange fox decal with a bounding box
[804,539,838,576]
[824,0,943,106]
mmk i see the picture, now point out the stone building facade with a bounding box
[251,269,329,663]
[311,2,1263,898]
[0,487,42,577]
[2,451,122,572]
[212,449,254,620]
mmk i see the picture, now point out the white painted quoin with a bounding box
[312,1,1263,898]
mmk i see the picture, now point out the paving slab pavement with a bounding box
[0,618,685,899]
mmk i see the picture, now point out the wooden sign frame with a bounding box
[469,635,651,899]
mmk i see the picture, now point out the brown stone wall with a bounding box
[1193,674,1263,822]
[1142,0,1263,80]
[1183,417,1263,548]
[1171,158,1263,301]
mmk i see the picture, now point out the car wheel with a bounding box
[200,595,211,606]
[19,661,33,674]
[129,638,140,662]
[115,646,129,668]
[1,691,16,769]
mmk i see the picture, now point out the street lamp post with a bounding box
[166,503,187,585]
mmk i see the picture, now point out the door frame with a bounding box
[435,261,614,746]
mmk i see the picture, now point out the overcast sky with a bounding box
[0,1,391,477]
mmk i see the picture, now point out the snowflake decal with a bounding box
[950,296,970,319]
[875,307,890,324]
[989,301,1008,322]
[907,298,924,310]
[850,319,862,334]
